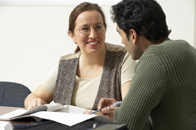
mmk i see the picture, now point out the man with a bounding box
[98,0,196,129]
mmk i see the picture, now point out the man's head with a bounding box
[112,0,170,42]
[111,0,171,59]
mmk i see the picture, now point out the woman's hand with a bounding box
[24,84,53,110]
[26,98,46,110]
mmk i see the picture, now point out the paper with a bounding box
[57,105,87,114]
[0,104,97,126]
[0,109,27,120]
[0,103,63,120]
[0,121,12,130]
[46,103,64,111]
[31,111,97,126]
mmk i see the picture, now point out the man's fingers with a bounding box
[102,107,116,113]
[98,98,117,110]
[98,98,106,109]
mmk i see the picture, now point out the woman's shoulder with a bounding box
[60,51,81,60]
[105,42,127,52]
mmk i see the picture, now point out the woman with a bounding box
[24,2,136,110]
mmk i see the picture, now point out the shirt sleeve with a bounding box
[115,56,167,130]
[42,64,59,93]
[121,52,136,85]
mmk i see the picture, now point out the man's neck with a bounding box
[140,37,170,51]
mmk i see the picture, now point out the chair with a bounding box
[0,81,31,107]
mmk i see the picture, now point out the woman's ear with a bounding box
[129,29,137,44]
[68,31,76,43]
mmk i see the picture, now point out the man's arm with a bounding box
[114,57,167,130]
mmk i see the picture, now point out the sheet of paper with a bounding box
[0,121,13,129]
[0,103,63,121]
[0,109,27,120]
[56,105,87,114]
[0,104,96,126]
[31,111,97,126]
[67,105,88,114]
[45,103,64,111]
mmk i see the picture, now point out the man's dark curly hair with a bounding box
[111,0,171,42]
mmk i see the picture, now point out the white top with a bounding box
[72,75,101,109]
[42,51,136,109]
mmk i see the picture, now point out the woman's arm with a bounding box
[24,84,53,110]
[25,64,58,110]
[121,81,131,100]
[121,52,135,99]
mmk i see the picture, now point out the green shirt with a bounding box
[114,40,196,130]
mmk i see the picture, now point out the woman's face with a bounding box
[69,11,106,55]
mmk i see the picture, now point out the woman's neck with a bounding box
[80,46,106,66]
[77,45,106,78]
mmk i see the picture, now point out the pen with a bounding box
[14,124,34,127]
[30,121,44,125]
[90,101,122,115]
[14,122,44,128]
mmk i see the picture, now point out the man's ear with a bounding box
[129,29,137,44]
[68,31,76,43]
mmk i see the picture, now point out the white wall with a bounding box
[158,0,195,45]
[0,0,195,91]
[195,0,196,47]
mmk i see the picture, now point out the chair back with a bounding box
[0,81,31,107]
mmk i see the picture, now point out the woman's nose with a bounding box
[88,28,97,38]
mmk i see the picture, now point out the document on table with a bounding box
[31,111,97,126]
[0,104,97,126]
[0,121,12,130]
[0,109,27,120]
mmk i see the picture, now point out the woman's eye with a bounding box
[81,27,89,31]
[95,25,102,29]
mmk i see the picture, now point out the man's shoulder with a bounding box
[141,39,195,64]
[162,39,189,47]
[143,40,190,57]
[159,40,192,54]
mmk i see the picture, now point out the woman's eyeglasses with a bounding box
[76,25,105,35]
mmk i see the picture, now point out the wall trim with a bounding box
[0,0,120,5]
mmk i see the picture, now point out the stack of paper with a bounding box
[0,121,12,130]
[0,103,97,126]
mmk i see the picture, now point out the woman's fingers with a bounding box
[27,98,46,110]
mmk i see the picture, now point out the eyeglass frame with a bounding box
[75,24,105,35]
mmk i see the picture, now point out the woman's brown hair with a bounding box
[68,2,107,53]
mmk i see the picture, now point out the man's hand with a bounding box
[98,98,117,119]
